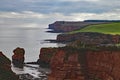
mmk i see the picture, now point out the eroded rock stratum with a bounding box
[0,52,19,80]
[39,47,120,80]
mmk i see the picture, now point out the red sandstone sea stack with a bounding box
[12,47,25,68]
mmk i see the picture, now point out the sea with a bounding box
[0,17,65,78]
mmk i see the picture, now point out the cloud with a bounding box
[0,11,47,19]
[0,10,119,23]
[21,0,99,3]
[0,0,119,14]
[59,0,99,2]
[71,11,120,20]
[0,10,119,29]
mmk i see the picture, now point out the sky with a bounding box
[0,0,120,25]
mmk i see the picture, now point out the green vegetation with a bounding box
[70,22,120,35]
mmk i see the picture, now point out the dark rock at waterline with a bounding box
[25,62,38,64]
[12,47,25,68]
[19,74,34,80]
[19,74,45,80]
[37,48,58,68]
[46,30,62,33]
[0,51,19,80]
[19,72,48,80]
[25,60,50,68]
[37,59,50,68]
[44,39,58,43]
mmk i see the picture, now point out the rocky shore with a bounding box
[1,20,120,80]
[2,46,120,80]
[0,47,50,80]
[38,21,120,80]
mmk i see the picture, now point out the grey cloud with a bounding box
[0,0,119,15]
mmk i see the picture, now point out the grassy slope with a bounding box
[70,22,120,35]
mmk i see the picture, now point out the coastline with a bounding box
[1,20,120,80]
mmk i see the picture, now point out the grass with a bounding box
[70,22,120,35]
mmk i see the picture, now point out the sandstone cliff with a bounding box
[39,46,120,80]
[37,48,58,68]
[48,48,85,80]
[57,32,120,45]
[0,51,19,80]
[86,50,120,80]
[48,21,107,32]
[12,47,25,68]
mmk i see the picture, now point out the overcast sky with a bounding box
[0,0,120,24]
[0,0,120,14]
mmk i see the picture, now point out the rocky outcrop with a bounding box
[37,48,58,68]
[12,47,25,68]
[38,47,87,80]
[48,21,108,32]
[0,51,19,80]
[57,32,120,45]
[39,46,120,80]
[86,50,120,80]
[48,49,85,80]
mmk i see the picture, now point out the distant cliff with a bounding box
[57,32,120,45]
[48,21,108,32]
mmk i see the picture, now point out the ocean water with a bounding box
[0,24,62,62]
[0,19,65,78]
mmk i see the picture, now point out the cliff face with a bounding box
[39,47,86,80]
[0,52,19,80]
[39,47,120,80]
[12,47,25,68]
[37,48,58,67]
[86,51,120,80]
[48,48,85,80]
[49,21,107,32]
[57,32,120,45]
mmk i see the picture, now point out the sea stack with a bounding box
[12,47,25,68]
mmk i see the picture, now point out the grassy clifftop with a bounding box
[70,22,120,35]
